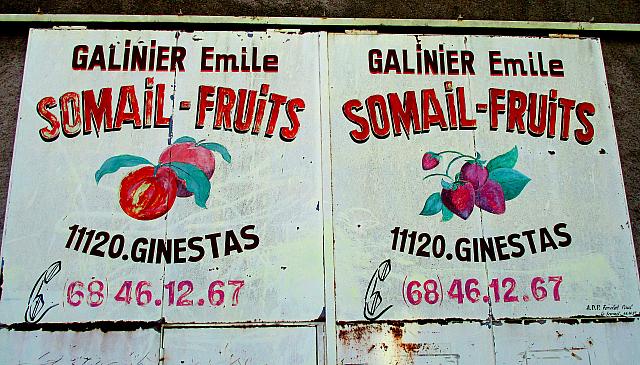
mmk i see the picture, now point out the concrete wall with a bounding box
[0,4,638,267]
[0,1,638,23]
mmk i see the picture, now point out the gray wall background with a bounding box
[0,2,639,270]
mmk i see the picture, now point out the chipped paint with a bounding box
[0,28,640,364]
[329,32,640,364]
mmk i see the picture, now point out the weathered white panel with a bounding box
[465,36,640,319]
[0,328,160,364]
[337,322,494,364]
[162,326,318,364]
[328,34,488,322]
[327,33,640,322]
[0,29,175,324]
[0,29,324,324]
[2,28,640,364]
[494,320,640,364]
[162,30,325,323]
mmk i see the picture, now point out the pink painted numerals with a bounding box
[66,281,84,307]
[207,280,245,306]
[65,279,245,308]
[67,280,105,307]
[113,281,152,305]
[404,276,563,306]
[405,278,443,305]
[531,276,563,301]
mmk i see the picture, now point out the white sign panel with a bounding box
[493,321,640,364]
[0,329,160,364]
[328,34,640,321]
[1,29,639,364]
[0,29,325,324]
[162,326,319,364]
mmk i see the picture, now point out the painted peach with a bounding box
[158,142,215,197]
[119,166,178,220]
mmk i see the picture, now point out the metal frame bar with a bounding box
[0,14,639,32]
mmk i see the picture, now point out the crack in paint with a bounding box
[0,319,165,332]
[0,257,4,302]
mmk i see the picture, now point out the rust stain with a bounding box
[352,324,374,341]
[367,344,375,353]
[399,342,421,353]
[389,323,421,360]
[338,323,381,345]
[338,329,348,343]
[390,324,403,341]
[339,323,435,362]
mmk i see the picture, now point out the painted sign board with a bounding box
[0,328,160,364]
[328,34,640,321]
[0,29,639,364]
[0,29,325,325]
[328,33,640,364]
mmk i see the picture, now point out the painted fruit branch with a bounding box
[95,136,231,221]
[420,146,530,221]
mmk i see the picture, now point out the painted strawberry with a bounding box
[422,152,440,170]
[460,162,488,190]
[441,182,475,220]
[475,179,506,214]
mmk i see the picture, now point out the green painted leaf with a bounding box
[487,146,518,172]
[95,155,152,184]
[441,179,454,190]
[199,142,231,163]
[489,168,531,201]
[167,162,211,208]
[174,136,197,144]
[420,192,442,216]
[442,205,453,222]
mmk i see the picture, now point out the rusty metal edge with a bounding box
[1,319,328,332]
[336,315,639,327]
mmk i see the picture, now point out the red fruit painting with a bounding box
[441,182,475,220]
[95,136,231,221]
[475,179,506,214]
[422,152,441,171]
[159,142,216,197]
[420,146,530,221]
[119,166,178,220]
[460,162,488,190]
